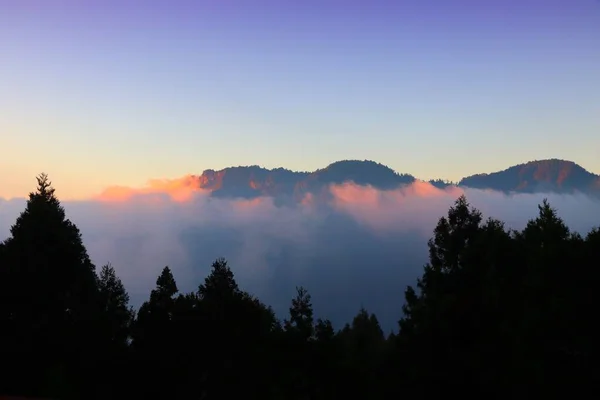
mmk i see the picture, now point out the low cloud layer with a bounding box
[2,179,600,330]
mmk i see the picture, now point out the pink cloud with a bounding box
[328,181,465,235]
[95,175,205,203]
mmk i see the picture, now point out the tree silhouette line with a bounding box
[0,174,598,399]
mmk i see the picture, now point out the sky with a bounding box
[1,0,599,199]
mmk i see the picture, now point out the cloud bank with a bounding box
[1,178,600,330]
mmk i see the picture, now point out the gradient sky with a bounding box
[1,0,599,199]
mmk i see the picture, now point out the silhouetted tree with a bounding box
[131,266,180,398]
[315,318,335,342]
[335,308,386,398]
[98,263,134,348]
[279,286,317,399]
[194,258,279,399]
[284,286,314,341]
[0,174,100,398]
[397,195,515,396]
[95,263,134,398]
[511,200,592,392]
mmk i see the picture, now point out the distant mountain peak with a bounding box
[459,159,599,194]
[323,159,390,168]
[193,160,415,200]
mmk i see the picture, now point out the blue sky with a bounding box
[1,0,599,198]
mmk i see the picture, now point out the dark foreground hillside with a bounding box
[1,174,599,399]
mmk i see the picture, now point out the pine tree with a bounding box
[134,266,179,344]
[131,266,180,399]
[397,195,500,396]
[284,286,314,341]
[195,258,278,399]
[198,257,239,301]
[0,174,101,398]
[282,286,316,399]
[98,263,134,349]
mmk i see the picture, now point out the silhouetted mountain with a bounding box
[192,158,600,200]
[459,159,600,195]
[195,160,415,200]
[197,165,307,200]
[428,179,457,189]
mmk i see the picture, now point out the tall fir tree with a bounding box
[0,174,101,398]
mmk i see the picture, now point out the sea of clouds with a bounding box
[1,178,599,331]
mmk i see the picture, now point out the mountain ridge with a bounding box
[189,159,600,200]
[458,159,600,194]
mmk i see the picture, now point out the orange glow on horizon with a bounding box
[95,175,203,203]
